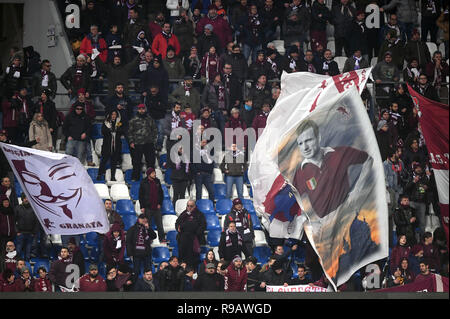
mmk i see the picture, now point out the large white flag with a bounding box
[1,143,109,235]
[248,69,388,290]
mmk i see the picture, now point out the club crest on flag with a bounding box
[306,177,317,190]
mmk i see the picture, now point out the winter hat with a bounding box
[0,195,9,202]
[111,223,122,233]
[89,264,98,271]
[272,260,283,270]
[146,167,155,176]
[232,198,242,206]
[77,88,86,95]
[153,55,162,63]
[137,103,146,109]
[68,237,77,245]
[384,51,392,58]
[232,255,242,263]
[204,24,214,31]
[206,263,216,269]
[377,120,388,131]
[167,45,176,53]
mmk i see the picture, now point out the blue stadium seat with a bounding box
[244,170,250,184]
[196,199,215,214]
[90,247,100,262]
[86,232,99,247]
[162,184,170,200]
[171,246,179,258]
[205,214,221,230]
[250,212,262,230]
[159,153,167,169]
[207,230,222,247]
[124,250,131,262]
[116,199,135,215]
[161,199,176,215]
[14,182,23,197]
[121,138,130,154]
[293,246,305,263]
[87,168,101,181]
[242,199,256,213]
[253,246,271,264]
[166,231,178,248]
[291,262,299,278]
[199,246,209,261]
[215,199,232,216]
[97,262,106,279]
[92,123,103,139]
[164,168,172,185]
[33,259,50,277]
[130,181,140,200]
[122,214,137,231]
[80,245,90,261]
[152,246,171,264]
[392,230,397,247]
[214,184,227,200]
[125,169,142,184]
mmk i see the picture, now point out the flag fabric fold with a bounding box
[1,143,109,235]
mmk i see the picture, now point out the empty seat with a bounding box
[254,230,268,246]
[327,40,335,55]
[87,168,100,181]
[207,229,222,247]
[196,199,215,214]
[135,200,141,214]
[151,233,165,248]
[155,168,164,182]
[250,213,262,230]
[94,138,103,156]
[105,169,125,186]
[130,181,140,200]
[214,184,226,200]
[94,183,110,200]
[124,169,141,184]
[241,199,256,213]
[253,246,271,264]
[166,230,178,248]
[161,199,176,215]
[164,168,172,185]
[152,246,171,264]
[334,56,347,72]
[122,214,137,231]
[213,168,224,183]
[121,138,130,154]
[110,184,130,201]
[216,199,232,216]
[162,215,177,232]
[92,123,103,139]
[426,42,438,55]
[86,232,98,247]
[121,154,133,171]
[205,214,221,231]
[162,184,170,200]
[115,199,135,215]
[175,199,190,216]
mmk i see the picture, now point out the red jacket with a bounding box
[195,15,232,49]
[78,274,107,292]
[225,264,247,292]
[390,244,412,273]
[251,111,269,140]
[80,35,108,63]
[152,33,181,59]
[0,279,20,292]
[1,100,18,128]
[148,21,162,39]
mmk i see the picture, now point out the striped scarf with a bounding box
[225,229,242,247]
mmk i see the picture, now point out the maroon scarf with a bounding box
[147,177,159,210]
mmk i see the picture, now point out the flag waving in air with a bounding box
[249,69,389,290]
[1,143,109,235]
[407,84,449,250]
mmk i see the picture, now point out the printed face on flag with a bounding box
[274,90,387,288]
[0,143,109,235]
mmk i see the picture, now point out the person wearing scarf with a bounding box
[103,223,126,268]
[97,110,124,181]
[34,266,52,292]
[175,200,207,269]
[298,50,319,73]
[139,168,165,243]
[320,49,340,76]
[80,25,108,63]
[152,22,181,59]
[48,247,74,290]
[413,74,441,102]
[224,198,254,257]
[201,45,221,84]
[248,50,275,81]
[224,108,248,148]
[126,214,156,276]
[220,142,248,199]
[168,145,191,207]
[403,58,422,84]
[219,221,250,263]
[0,196,16,253]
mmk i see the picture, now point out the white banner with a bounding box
[1,143,109,235]
[266,284,327,292]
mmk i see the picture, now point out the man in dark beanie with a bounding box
[139,167,165,243]
[126,214,156,277]
[224,198,255,258]
[78,264,107,292]
[194,262,225,291]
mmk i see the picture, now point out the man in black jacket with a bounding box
[224,199,254,258]
[260,259,292,288]
[394,194,418,245]
[219,221,250,263]
[104,82,135,130]
[63,105,92,162]
[194,262,225,291]
[60,54,92,102]
[126,214,157,277]
[67,237,85,277]
[146,84,168,152]
[139,167,165,243]
[245,256,264,291]
[158,256,185,291]
[413,74,441,102]
[31,59,57,99]
[310,0,332,52]
[15,194,38,262]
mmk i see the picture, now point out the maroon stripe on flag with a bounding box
[263,174,287,215]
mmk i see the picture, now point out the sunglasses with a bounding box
[76,108,83,110]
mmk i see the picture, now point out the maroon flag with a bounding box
[373,274,448,292]
[407,84,449,250]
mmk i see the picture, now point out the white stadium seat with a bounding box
[109,184,130,201]
[213,168,224,184]
[121,154,133,171]
[232,184,250,199]
[135,200,141,215]
[426,42,438,55]
[370,57,378,67]
[175,199,189,216]
[94,138,103,156]
[327,40,335,55]
[151,233,167,248]
[105,169,125,186]
[155,168,164,183]
[94,183,110,200]
[162,215,177,232]
[254,230,268,246]
[334,56,347,73]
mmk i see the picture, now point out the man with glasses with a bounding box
[413,74,440,102]
[175,200,207,270]
[31,59,57,99]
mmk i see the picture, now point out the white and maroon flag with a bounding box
[407,84,449,249]
[1,143,109,235]
[248,68,389,290]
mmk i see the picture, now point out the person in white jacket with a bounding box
[167,0,190,22]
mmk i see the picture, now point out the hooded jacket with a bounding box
[62,108,91,141]
[225,263,247,292]
[103,226,126,266]
[28,113,52,151]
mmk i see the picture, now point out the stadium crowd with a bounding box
[0,0,448,292]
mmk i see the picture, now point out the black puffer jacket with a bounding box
[62,109,91,141]
[15,203,38,234]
